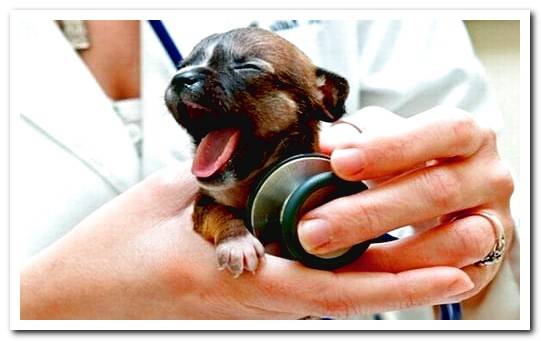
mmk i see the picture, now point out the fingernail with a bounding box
[447,277,475,297]
[332,148,364,176]
[298,219,331,252]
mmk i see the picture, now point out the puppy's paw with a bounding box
[216,233,265,277]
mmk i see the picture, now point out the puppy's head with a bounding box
[165,27,349,189]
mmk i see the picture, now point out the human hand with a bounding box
[298,106,515,301]
[20,163,474,319]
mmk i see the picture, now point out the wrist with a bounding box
[20,244,118,319]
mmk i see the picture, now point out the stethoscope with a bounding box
[150,20,462,320]
[246,153,462,320]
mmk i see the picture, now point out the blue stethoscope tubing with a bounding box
[149,20,462,320]
[148,20,183,68]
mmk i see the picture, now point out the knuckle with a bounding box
[450,109,477,129]
[418,167,461,212]
[482,127,499,148]
[455,218,494,262]
[338,196,386,240]
[437,106,475,126]
[488,162,515,199]
[446,112,480,152]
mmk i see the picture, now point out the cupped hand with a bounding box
[21,162,474,319]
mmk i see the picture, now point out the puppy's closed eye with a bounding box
[233,63,263,72]
[165,27,350,278]
[232,59,274,74]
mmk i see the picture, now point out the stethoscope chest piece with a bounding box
[248,153,372,270]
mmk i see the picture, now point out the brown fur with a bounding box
[193,193,246,244]
[165,27,349,275]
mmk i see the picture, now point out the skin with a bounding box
[20,22,509,319]
[78,20,140,100]
[298,106,515,301]
[20,164,474,319]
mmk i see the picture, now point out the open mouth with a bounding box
[174,99,243,180]
[192,128,240,179]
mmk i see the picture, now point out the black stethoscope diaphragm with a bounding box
[247,153,373,270]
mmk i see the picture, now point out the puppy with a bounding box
[165,27,349,277]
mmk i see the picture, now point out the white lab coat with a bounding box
[12,19,140,261]
[12,18,519,320]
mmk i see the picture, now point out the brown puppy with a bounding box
[165,27,349,277]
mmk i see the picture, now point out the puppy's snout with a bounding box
[171,68,208,91]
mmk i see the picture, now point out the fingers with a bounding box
[451,262,501,302]
[252,256,474,317]
[322,106,487,181]
[339,214,498,273]
[297,157,493,255]
[320,106,405,155]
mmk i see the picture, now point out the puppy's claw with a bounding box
[227,248,244,277]
[216,234,265,277]
[216,249,230,271]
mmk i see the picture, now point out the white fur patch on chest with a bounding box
[208,185,250,209]
[199,170,252,209]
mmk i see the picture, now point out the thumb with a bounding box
[319,106,407,154]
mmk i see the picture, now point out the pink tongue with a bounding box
[192,128,240,178]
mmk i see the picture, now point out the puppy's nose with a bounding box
[171,68,206,90]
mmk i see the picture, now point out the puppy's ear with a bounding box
[314,67,349,122]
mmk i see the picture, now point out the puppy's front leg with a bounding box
[194,194,265,277]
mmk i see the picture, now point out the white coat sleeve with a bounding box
[352,20,503,130]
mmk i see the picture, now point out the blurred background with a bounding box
[465,20,521,248]
[465,20,520,185]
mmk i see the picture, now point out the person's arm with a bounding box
[76,20,140,101]
[20,164,473,319]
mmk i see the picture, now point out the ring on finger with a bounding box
[450,211,506,266]
[331,119,363,134]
